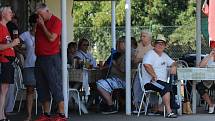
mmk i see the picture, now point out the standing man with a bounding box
[35,3,66,121]
[0,6,20,121]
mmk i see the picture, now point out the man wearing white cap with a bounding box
[141,34,177,118]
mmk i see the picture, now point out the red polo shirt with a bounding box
[35,15,62,56]
[0,23,15,62]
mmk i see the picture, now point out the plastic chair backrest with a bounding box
[14,63,25,90]
[176,60,189,68]
[138,63,147,92]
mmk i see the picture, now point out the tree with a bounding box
[168,0,196,57]
[73,0,196,60]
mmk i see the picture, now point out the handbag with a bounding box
[183,101,192,114]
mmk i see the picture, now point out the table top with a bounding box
[177,67,215,80]
[68,68,102,82]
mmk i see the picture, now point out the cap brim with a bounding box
[155,40,166,43]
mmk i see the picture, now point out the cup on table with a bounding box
[99,61,103,67]
[73,58,77,68]
[13,30,19,39]
[77,60,83,69]
[88,64,93,69]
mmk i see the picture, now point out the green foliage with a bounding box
[168,0,196,58]
[73,0,197,60]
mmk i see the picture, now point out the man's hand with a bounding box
[37,15,45,27]
[170,66,177,75]
[151,76,157,82]
[209,50,215,57]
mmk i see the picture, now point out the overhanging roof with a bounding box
[74,0,116,1]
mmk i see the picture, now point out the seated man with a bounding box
[96,36,126,114]
[142,34,177,118]
[197,48,215,114]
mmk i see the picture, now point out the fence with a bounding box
[74,26,210,61]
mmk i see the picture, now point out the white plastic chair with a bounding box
[137,63,156,116]
[137,63,167,117]
[13,63,38,114]
[68,67,82,115]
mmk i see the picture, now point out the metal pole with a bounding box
[193,0,201,114]
[70,0,74,42]
[111,0,116,49]
[61,0,68,117]
[125,0,131,115]
[196,0,201,64]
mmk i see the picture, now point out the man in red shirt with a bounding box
[0,6,20,121]
[34,3,66,121]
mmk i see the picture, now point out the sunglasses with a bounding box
[82,44,89,46]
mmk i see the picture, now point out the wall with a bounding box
[45,0,74,42]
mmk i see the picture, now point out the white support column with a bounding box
[193,0,202,114]
[111,0,116,49]
[125,0,131,115]
[61,0,68,117]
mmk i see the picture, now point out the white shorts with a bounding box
[96,76,125,93]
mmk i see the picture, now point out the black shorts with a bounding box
[0,62,15,84]
[144,80,171,97]
[196,82,215,96]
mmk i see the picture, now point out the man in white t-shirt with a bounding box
[197,48,215,114]
[142,34,177,118]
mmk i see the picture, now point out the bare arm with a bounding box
[144,64,157,81]
[37,15,58,42]
[112,60,124,73]
[199,51,215,67]
[0,38,20,50]
[199,56,210,67]
[170,62,177,74]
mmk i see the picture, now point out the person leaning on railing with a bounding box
[196,48,215,114]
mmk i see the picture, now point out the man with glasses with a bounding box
[142,34,177,118]
[34,3,66,121]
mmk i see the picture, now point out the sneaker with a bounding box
[52,114,67,121]
[166,112,177,118]
[35,114,51,121]
[102,105,118,114]
[132,110,145,114]
[208,104,215,114]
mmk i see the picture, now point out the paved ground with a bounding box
[7,102,215,121]
[6,111,215,121]
[71,113,215,121]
